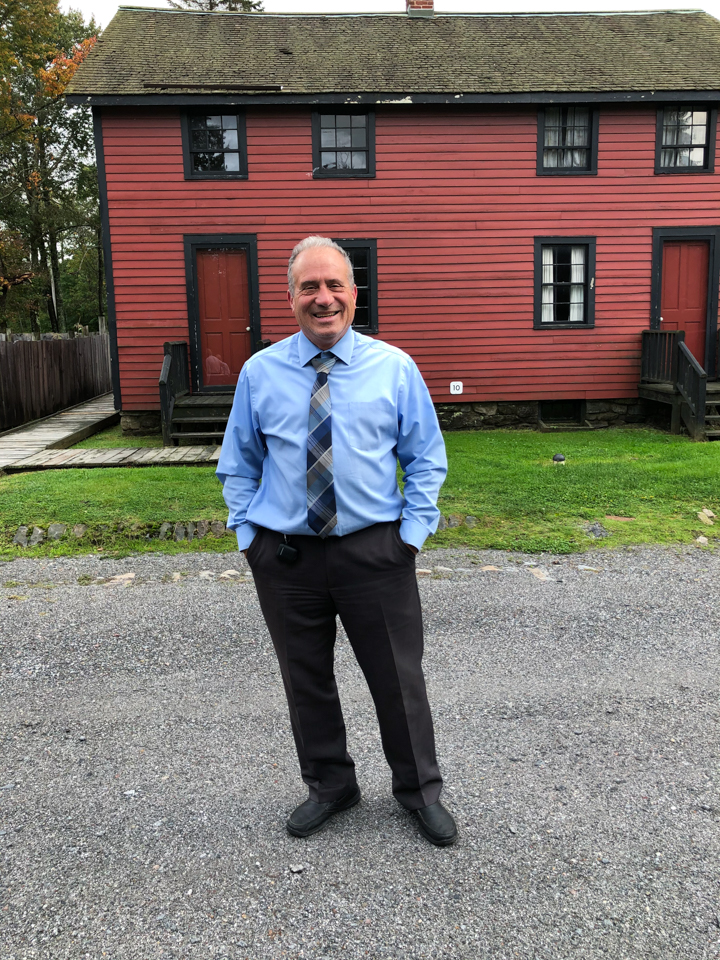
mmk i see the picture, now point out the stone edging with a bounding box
[9,520,229,548]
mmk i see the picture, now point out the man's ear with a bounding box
[352,284,358,303]
[287,290,294,308]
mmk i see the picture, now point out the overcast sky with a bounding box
[63,0,720,31]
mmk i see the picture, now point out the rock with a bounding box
[198,571,214,580]
[28,526,44,547]
[702,508,716,518]
[696,536,709,545]
[436,515,447,532]
[416,569,433,577]
[481,565,500,572]
[552,453,566,463]
[447,514,463,528]
[454,568,475,574]
[434,566,453,575]
[289,864,304,874]
[584,521,610,539]
[530,568,550,581]
[508,825,518,835]
[158,522,173,540]
[195,520,209,539]
[12,526,28,547]
[219,569,241,579]
[48,523,66,541]
[185,521,196,542]
[173,522,186,541]
[171,572,182,582]
[697,512,714,526]
[210,520,226,538]
[72,523,88,539]
[465,516,478,528]
[578,564,601,572]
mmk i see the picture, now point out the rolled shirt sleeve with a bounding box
[397,359,448,551]
[216,365,264,552]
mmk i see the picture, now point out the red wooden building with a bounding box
[67,1,720,440]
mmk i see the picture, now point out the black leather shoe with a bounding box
[414,801,458,846]
[286,786,361,838]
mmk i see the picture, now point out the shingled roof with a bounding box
[67,7,720,102]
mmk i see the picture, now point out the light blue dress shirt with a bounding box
[216,328,448,552]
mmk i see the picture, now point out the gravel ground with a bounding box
[0,544,718,960]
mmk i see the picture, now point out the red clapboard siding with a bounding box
[100,105,720,410]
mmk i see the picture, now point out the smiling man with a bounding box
[216,236,456,846]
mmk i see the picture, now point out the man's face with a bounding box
[288,247,357,349]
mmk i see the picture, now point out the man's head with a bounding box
[287,236,357,350]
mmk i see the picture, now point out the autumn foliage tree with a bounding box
[0,0,99,333]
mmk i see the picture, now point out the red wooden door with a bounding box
[661,240,709,367]
[196,248,251,388]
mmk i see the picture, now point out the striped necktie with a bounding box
[307,352,338,537]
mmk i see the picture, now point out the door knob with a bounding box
[246,326,251,331]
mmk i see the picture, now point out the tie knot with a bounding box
[311,352,336,376]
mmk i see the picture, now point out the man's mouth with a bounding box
[313,311,340,319]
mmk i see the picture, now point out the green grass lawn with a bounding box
[1,427,718,558]
[71,424,163,448]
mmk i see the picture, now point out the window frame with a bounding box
[537,106,599,177]
[654,105,717,175]
[313,110,376,179]
[333,238,378,333]
[181,109,248,181]
[533,236,597,330]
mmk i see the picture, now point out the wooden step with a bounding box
[175,395,233,407]
[171,413,231,423]
[170,431,226,440]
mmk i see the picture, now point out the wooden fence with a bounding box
[0,334,112,432]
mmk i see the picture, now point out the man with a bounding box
[216,236,456,846]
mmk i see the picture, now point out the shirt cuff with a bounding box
[399,518,430,552]
[235,523,259,552]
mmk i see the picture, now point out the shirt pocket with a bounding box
[347,400,397,452]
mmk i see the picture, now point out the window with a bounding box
[334,239,378,333]
[656,106,716,173]
[313,112,375,178]
[538,107,598,175]
[534,238,596,329]
[182,112,248,179]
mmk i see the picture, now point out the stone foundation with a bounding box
[120,411,162,436]
[584,399,648,427]
[435,401,539,430]
[436,398,651,430]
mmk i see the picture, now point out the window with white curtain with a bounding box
[538,107,598,175]
[534,238,596,328]
[656,105,716,173]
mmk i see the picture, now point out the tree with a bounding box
[167,0,263,12]
[0,0,98,334]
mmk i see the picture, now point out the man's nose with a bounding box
[314,283,335,305]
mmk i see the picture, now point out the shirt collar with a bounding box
[298,327,355,367]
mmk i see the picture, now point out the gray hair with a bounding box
[287,236,354,295]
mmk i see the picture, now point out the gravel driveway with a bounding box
[1,545,718,960]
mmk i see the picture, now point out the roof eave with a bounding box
[67,89,720,107]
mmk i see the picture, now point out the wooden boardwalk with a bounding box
[0,393,119,470]
[4,444,221,472]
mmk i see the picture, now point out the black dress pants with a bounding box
[246,521,443,810]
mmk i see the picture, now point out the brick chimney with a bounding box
[407,0,433,16]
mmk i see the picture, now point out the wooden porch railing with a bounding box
[639,329,709,439]
[676,340,707,441]
[640,329,685,383]
[159,341,189,446]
